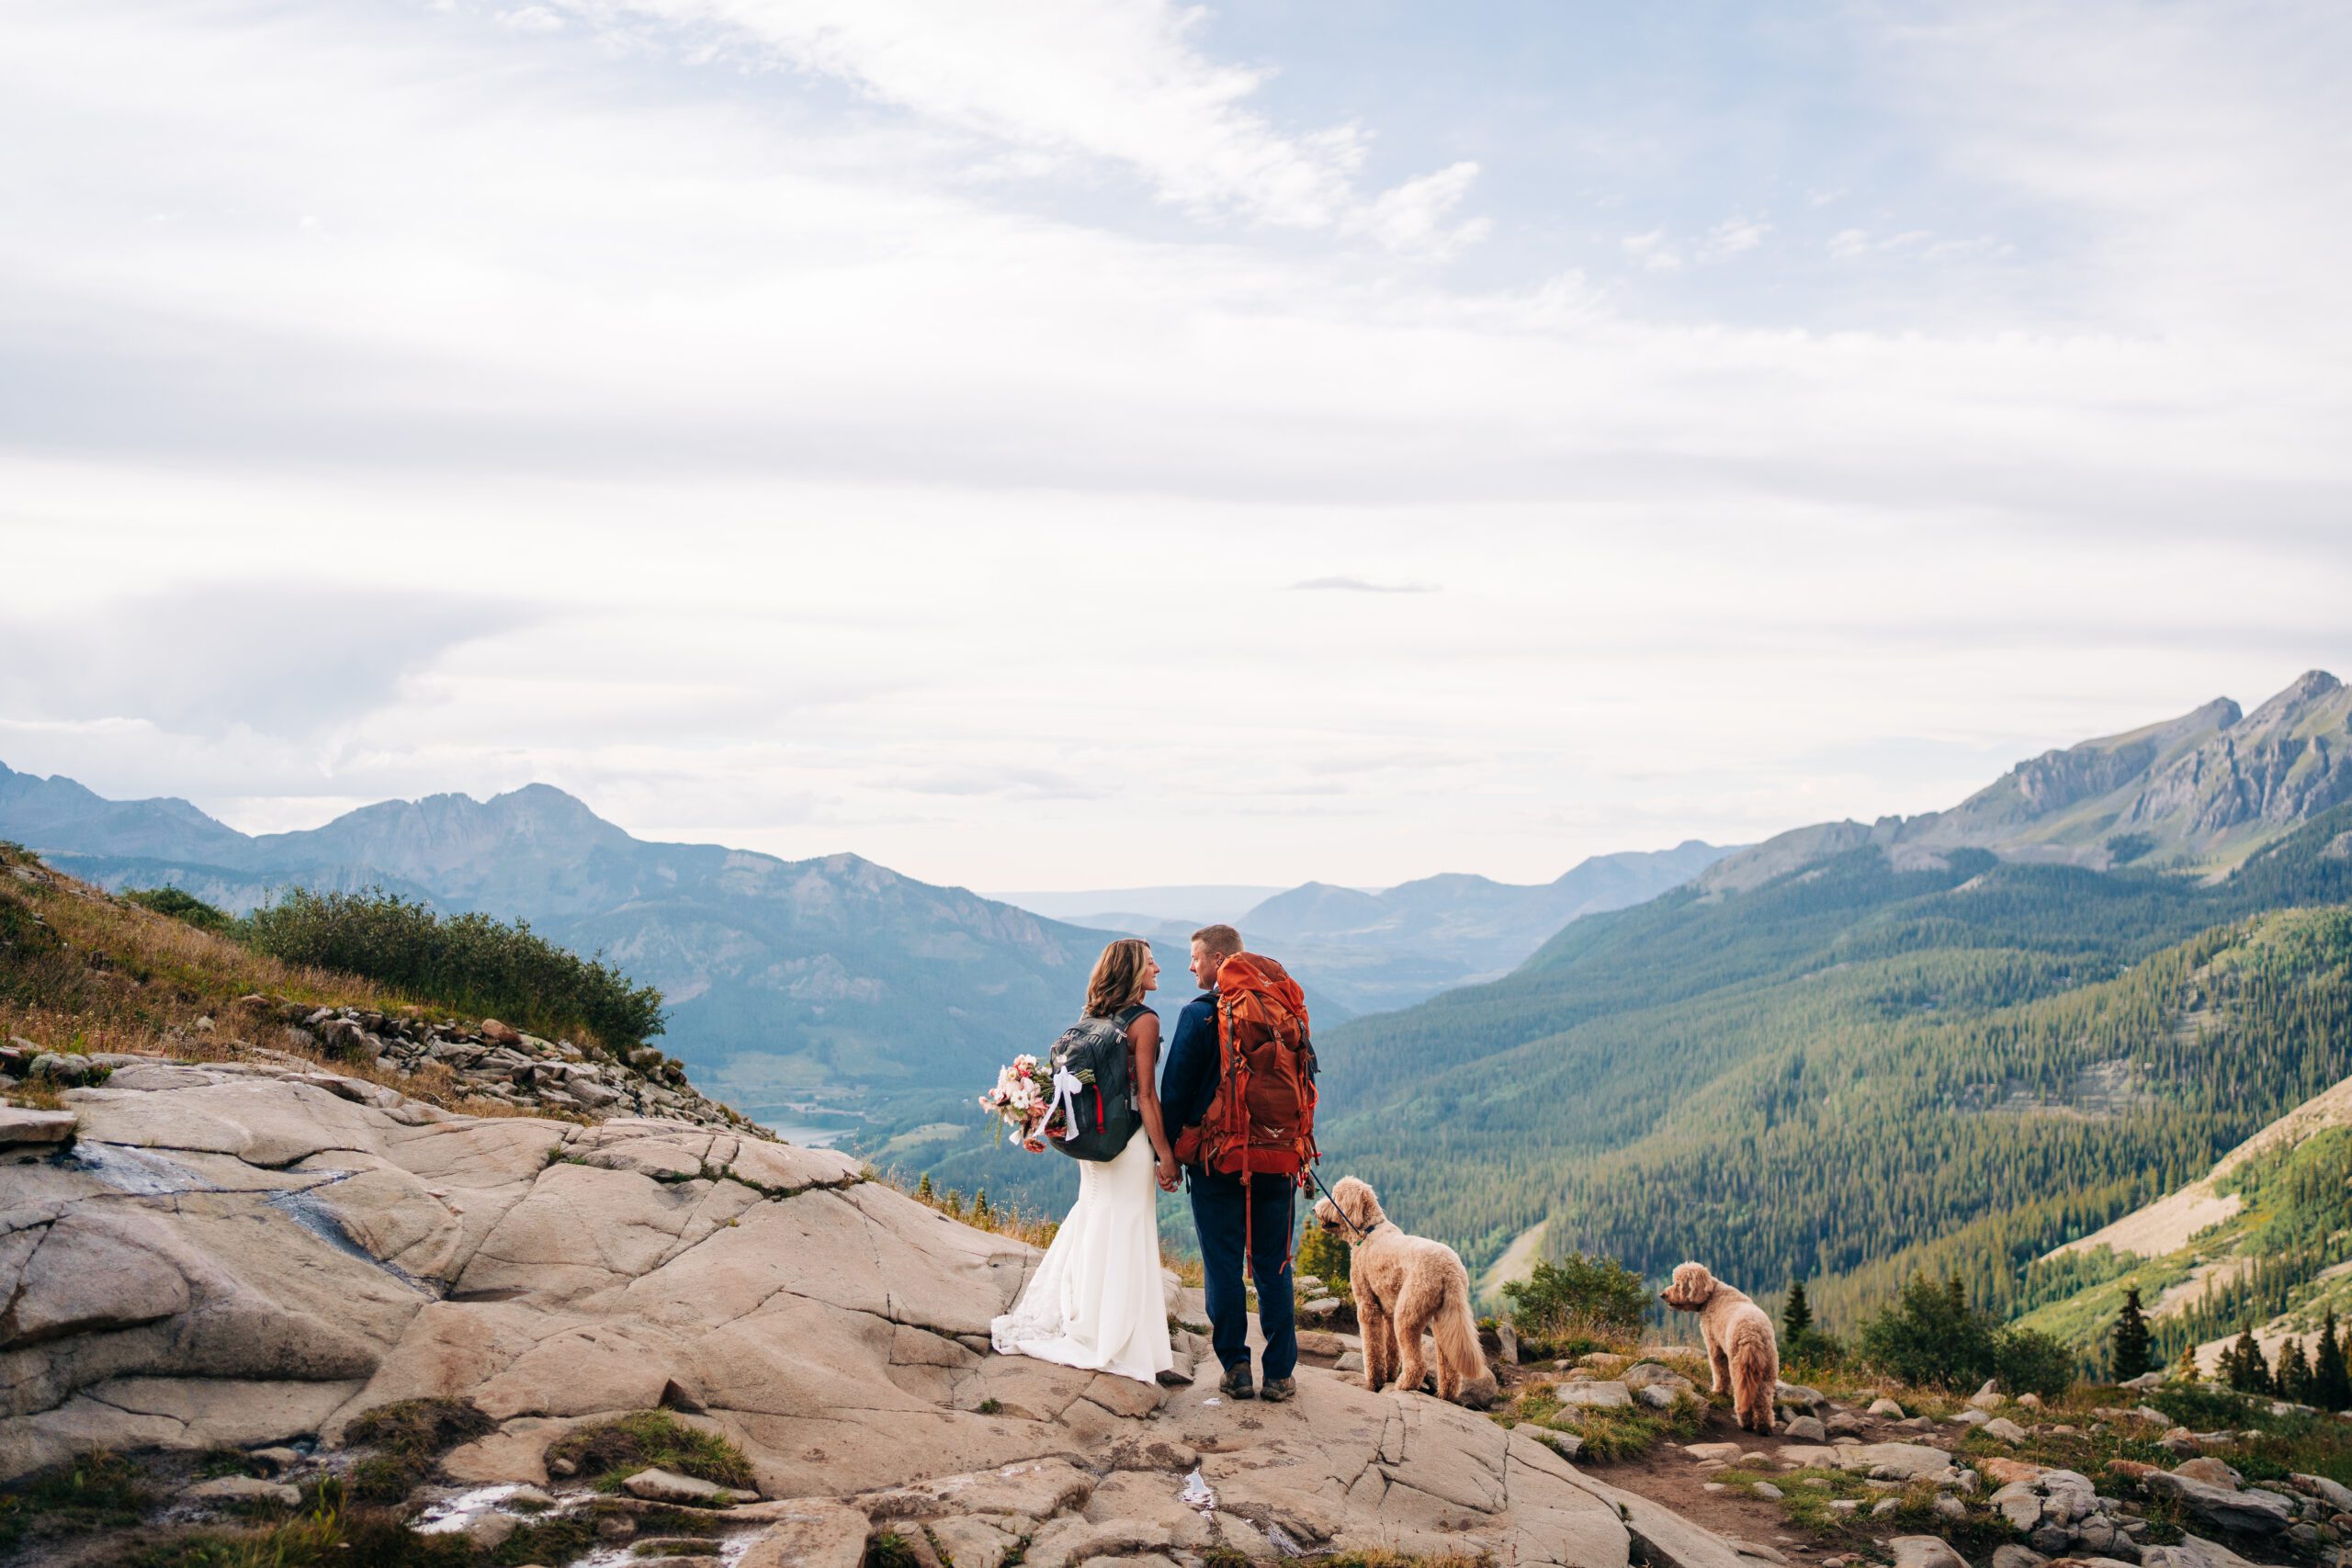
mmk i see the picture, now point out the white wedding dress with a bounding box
[990,1132,1173,1383]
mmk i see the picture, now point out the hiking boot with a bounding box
[1260,1376,1296,1404]
[1220,1363,1256,1400]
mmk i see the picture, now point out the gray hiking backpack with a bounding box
[1045,1007,1144,1162]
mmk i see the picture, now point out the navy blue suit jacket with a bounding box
[1159,988,1220,1145]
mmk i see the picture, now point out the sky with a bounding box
[3,0,2350,891]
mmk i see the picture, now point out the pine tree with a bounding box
[2111,1286,2154,1382]
[2174,1339,2201,1384]
[2314,1310,2351,1411]
[972,1189,992,1222]
[1785,1280,1815,1341]
[2278,1336,2313,1404]
[2223,1325,2272,1394]
[915,1172,933,1201]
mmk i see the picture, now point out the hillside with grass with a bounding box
[2015,1039,2352,1376]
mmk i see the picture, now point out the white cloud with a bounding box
[1703,215,1770,258]
[541,0,1483,250]
[0,0,2347,886]
[1621,228,1683,271]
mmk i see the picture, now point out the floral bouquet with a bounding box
[978,1054,1090,1152]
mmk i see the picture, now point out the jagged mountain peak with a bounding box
[2230,667,2345,736]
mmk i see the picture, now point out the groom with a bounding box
[1159,922,1298,1403]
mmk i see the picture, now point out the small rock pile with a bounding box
[260,998,741,1128]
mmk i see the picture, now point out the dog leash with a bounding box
[1305,1167,1374,1243]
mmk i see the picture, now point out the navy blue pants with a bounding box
[1187,1166,1298,1380]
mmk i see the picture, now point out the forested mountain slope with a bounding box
[2014,1021,2352,1371]
[1315,802,2352,1328]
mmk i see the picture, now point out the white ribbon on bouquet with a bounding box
[1042,1067,1088,1141]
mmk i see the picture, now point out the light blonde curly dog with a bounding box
[1312,1177,1497,1408]
[1659,1261,1780,1433]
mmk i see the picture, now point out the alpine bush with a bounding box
[121,886,233,933]
[1859,1274,1997,1388]
[1500,1252,1649,1340]
[242,889,664,1048]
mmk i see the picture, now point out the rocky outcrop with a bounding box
[0,1063,1766,1568]
[248,997,740,1127]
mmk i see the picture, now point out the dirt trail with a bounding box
[1588,1405,1843,1559]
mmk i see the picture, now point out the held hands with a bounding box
[1155,1150,1182,1191]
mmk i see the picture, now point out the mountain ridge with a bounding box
[1701,671,2348,893]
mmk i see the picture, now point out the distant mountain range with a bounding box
[0,768,1114,1135]
[994,843,1734,1014]
[1703,669,2352,892]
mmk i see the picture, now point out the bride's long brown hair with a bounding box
[1084,938,1153,1020]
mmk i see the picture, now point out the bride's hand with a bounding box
[1155,1152,1181,1191]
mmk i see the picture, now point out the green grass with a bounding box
[1498,1381,1707,1462]
[0,1447,153,1555]
[542,1410,755,1493]
[121,1497,479,1568]
[1718,1464,2016,1558]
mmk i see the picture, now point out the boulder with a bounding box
[1991,1548,2050,1568]
[1868,1397,1907,1418]
[2292,1474,2352,1514]
[1890,1538,1971,1568]
[1782,1416,1827,1442]
[2135,1472,2294,1536]
[1686,1443,1747,1462]
[622,1467,751,1506]
[1982,1459,2052,1486]
[739,1500,871,1568]
[1971,1381,2004,1410]
[1555,1381,1634,1408]
[2173,1459,2240,1487]
[181,1474,301,1508]
[1845,1444,1961,1481]
[2139,1536,2262,1568]
[1984,1418,2030,1444]
[1776,1382,1826,1411]
[1623,1362,1692,1391]
[0,1107,76,1145]
[1638,1382,1692,1410]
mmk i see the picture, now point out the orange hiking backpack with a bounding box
[1198,952,1319,1181]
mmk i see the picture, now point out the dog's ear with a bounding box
[1342,1179,1384,1230]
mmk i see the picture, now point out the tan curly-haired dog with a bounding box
[1659,1261,1780,1433]
[1312,1177,1497,1408]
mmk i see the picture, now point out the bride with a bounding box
[990,938,1182,1384]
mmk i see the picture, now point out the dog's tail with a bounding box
[1729,1314,1780,1426]
[1434,1291,1498,1408]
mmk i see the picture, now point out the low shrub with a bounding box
[242,888,665,1049]
[123,886,234,933]
[342,1398,495,1504]
[1993,1325,2076,1398]
[1500,1253,1650,1342]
